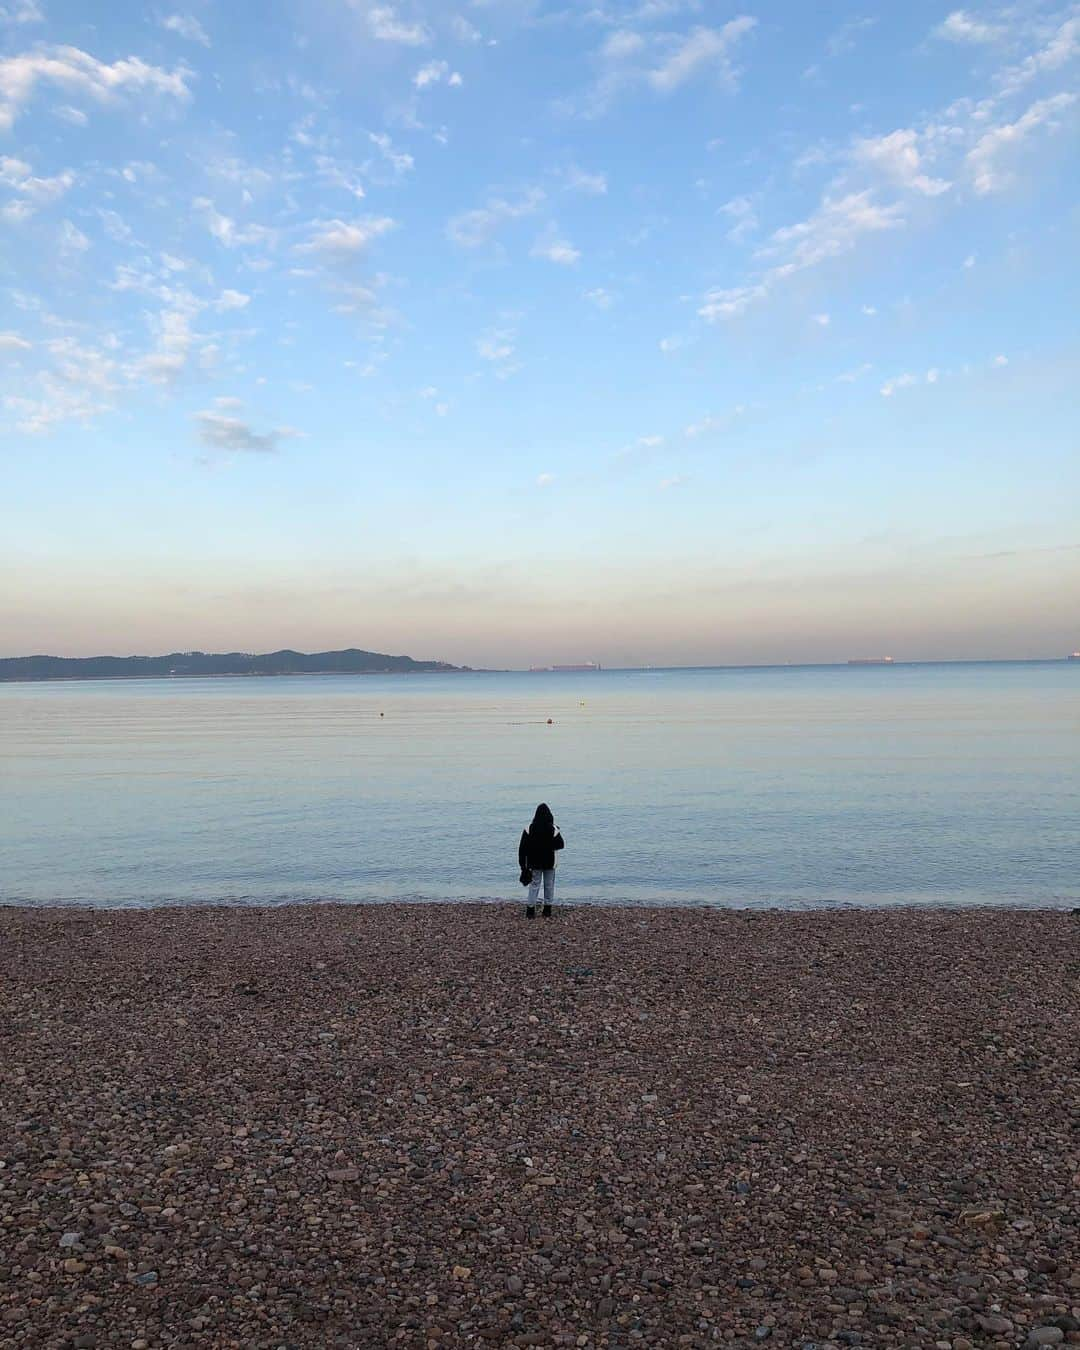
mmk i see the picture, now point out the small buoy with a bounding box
[379,712,384,717]
[547,718,553,725]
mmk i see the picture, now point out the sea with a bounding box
[1,662,1077,910]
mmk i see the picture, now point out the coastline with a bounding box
[1,903,1076,1348]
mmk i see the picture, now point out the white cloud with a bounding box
[1,197,34,223]
[719,194,756,243]
[0,44,190,132]
[368,131,414,177]
[0,1,44,23]
[659,475,686,490]
[297,215,395,260]
[477,328,515,363]
[216,289,251,311]
[446,187,544,247]
[836,362,872,382]
[825,16,876,58]
[698,281,768,322]
[684,408,744,437]
[967,92,1077,193]
[880,372,919,396]
[314,153,366,201]
[0,155,75,216]
[935,10,1002,44]
[367,5,429,45]
[862,304,877,316]
[993,353,1009,366]
[58,218,89,252]
[0,331,31,351]
[757,190,905,271]
[853,128,951,196]
[196,409,298,453]
[129,300,202,386]
[53,104,88,125]
[602,29,645,60]
[531,229,580,265]
[162,13,210,46]
[575,16,755,115]
[584,287,615,309]
[193,197,276,249]
[536,472,555,487]
[812,312,830,327]
[700,190,904,321]
[998,16,1080,95]
[413,59,462,89]
[647,18,756,93]
[963,254,976,268]
[564,165,607,195]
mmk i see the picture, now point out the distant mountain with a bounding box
[0,648,466,682]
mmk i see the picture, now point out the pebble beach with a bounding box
[1,903,1077,1350]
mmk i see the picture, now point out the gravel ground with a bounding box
[0,903,1077,1350]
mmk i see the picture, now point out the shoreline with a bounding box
[1,656,1076,685]
[2,904,1077,1348]
[3,897,1078,915]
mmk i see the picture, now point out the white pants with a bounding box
[526,869,555,904]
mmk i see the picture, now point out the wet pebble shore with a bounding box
[1,902,1078,1349]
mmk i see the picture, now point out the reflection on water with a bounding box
[1,664,1077,909]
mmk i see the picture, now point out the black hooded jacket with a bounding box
[518,807,565,871]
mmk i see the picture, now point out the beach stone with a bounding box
[1027,1331,1065,1347]
[59,1231,83,1248]
[978,1315,1014,1335]
[1,904,1076,1350]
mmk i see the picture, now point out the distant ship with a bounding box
[847,657,895,666]
[529,662,602,672]
[1069,652,1080,662]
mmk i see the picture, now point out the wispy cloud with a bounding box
[196,400,300,453]
[297,216,395,260]
[572,15,756,115]
[584,287,615,309]
[413,60,462,89]
[447,188,544,247]
[531,228,580,265]
[0,44,190,131]
[700,191,905,321]
[563,165,607,195]
[162,13,210,47]
[719,194,757,244]
[366,5,429,45]
[647,19,757,93]
[853,128,951,197]
[967,92,1077,194]
[215,289,251,312]
[934,10,1002,45]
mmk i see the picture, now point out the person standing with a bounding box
[518,803,565,918]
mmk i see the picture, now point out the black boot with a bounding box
[525,906,536,919]
[542,904,552,918]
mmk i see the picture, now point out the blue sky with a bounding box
[1,0,1078,667]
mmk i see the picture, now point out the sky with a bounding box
[1,0,1078,668]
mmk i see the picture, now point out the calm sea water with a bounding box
[1,663,1077,910]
